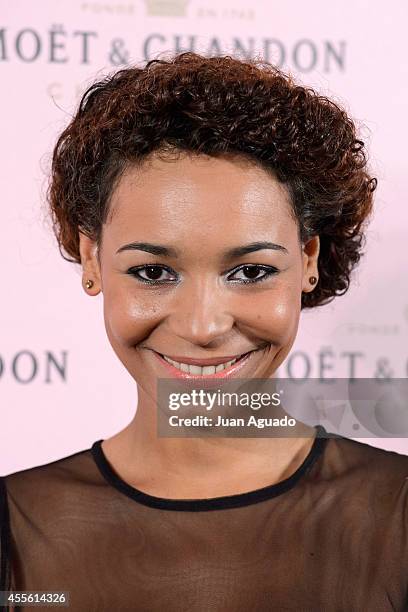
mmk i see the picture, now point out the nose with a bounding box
[165,278,235,347]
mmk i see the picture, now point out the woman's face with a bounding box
[79,152,319,397]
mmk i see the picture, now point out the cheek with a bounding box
[248,287,301,344]
[102,289,162,348]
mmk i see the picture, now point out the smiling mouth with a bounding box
[155,350,257,376]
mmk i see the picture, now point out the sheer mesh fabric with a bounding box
[2,426,408,611]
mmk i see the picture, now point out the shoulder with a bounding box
[321,433,408,509]
[0,444,102,590]
[2,444,99,508]
[324,433,408,475]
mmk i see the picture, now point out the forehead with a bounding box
[105,152,297,244]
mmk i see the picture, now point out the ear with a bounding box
[78,231,102,296]
[301,235,320,293]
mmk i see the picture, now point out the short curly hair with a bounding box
[48,51,376,309]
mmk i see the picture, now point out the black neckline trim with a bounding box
[90,425,328,512]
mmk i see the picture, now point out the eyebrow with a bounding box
[222,241,288,260]
[116,241,288,258]
[116,242,178,256]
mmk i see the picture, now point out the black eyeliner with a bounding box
[126,264,279,286]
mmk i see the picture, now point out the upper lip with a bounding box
[154,350,256,366]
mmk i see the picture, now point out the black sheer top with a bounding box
[2,426,408,611]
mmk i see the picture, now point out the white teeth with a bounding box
[201,365,216,375]
[161,355,240,374]
[189,365,204,375]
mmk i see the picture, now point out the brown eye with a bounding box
[127,265,177,283]
[242,265,262,279]
[227,265,279,284]
[143,266,165,280]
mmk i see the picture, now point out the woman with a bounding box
[1,52,407,611]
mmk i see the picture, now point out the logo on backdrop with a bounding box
[0,351,67,384]
[144,0,190,16]
[0,26,346,74]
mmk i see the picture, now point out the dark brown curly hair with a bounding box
[48,51,376,309]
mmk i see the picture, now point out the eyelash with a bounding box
[126,264,279,286]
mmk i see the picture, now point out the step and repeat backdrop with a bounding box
[1,0,407,473]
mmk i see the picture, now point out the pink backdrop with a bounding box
[1,0,407,474]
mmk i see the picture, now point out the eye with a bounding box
[127,265,178,284]
[227,264,279,284]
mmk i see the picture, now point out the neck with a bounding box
[101,385,317,498]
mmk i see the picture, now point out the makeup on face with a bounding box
[96,152,312,395]
[150,346,266,379]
